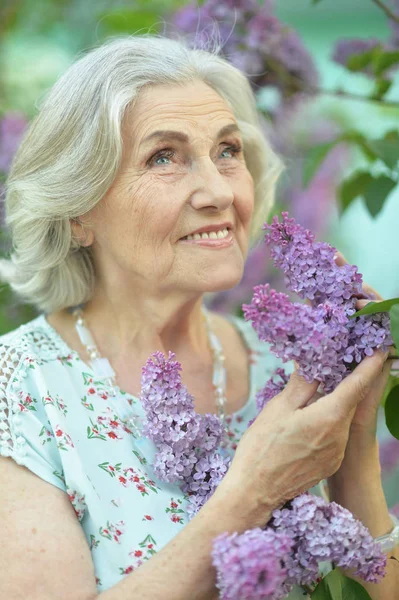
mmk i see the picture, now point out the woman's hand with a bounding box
[218,348,388,524]
[333,251,393,440]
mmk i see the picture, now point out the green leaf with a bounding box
[363,174,397,217]
[385,383,399,440]
[350,297,399,318]
[372,49,399,76]
[390,304,399,353]
[311,569,372,599]
[346,49,376,72]
[98,10,160,34]
[368,130,399,169]
[304,141,338,186]
[339,171,374,213]
[343,131,378,162]
[370,78,392,101]
[382,374,399,407]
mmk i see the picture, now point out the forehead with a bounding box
[124,80,238,142]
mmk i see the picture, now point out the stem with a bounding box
[301,584,314,596]
[316,86,399,108]
[261,52,399,108]
[372,0,399,24]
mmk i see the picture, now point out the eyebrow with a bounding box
[141,123,241,146]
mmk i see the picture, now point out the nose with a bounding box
[189,157,235,212]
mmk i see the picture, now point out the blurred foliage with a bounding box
[0,2,399,596]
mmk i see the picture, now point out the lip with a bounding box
[179,222,233,240]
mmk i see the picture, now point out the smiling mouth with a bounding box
[180,227,230,241]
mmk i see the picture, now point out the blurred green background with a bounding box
[0,0,398,333]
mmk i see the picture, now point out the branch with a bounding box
[372,0,399,24]
[260,53,399,108]
[315,86,399,107]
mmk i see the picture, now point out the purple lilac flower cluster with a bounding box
[140,350,387,599]
[213,493,386,599]
[212,528,293,600]
[272,494,386,586]
[140,351,231,518]
[332,2,399,75]
[255,367,289,414]
[243,212,393,393]
[171,0,318,96]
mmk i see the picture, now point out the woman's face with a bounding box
[83,80,255,296]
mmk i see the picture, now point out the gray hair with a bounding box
[0,33,283,314]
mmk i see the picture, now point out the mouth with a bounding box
[179,227,231,242]
[178,227,234,249]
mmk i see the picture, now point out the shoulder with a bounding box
[0,314,66,373]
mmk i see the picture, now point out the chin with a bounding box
[200,266,245,294]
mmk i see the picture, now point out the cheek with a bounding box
[234,171,255,227]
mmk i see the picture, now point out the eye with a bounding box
[147,148,175,167]
[220,144,243,159]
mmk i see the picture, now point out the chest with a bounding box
[114,339,250,417]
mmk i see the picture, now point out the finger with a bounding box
[333,250,348,267]
[316,349,389,415]
[283,369,320,410]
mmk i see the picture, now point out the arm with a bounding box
[328,433,399,600]
[0,455,272,600]
[98,483,270,600]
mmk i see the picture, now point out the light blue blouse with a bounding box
[0,313,397,598]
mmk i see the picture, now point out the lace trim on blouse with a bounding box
[0,319,65,464]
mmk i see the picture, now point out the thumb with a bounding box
[282,368,320,410]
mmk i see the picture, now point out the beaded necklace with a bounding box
[72,305,229,443]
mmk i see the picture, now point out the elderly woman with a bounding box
[0,35,397,600]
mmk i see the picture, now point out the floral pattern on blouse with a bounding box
[0,313,397,600]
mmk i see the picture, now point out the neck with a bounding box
[72,286,212,369]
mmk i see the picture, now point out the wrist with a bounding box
[213,477,274,531]
[339,431,379,471]
[328,436,381,491]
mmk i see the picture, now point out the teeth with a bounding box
[182,228,230,241]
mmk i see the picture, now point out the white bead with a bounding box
[75,322,96,347]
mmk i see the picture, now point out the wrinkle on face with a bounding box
[83,80,254,295]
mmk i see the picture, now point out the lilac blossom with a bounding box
[243,213,393,392]
[0,113,28,173]
[332,39,382,77]
[212,528,293,600]
[170,0,318,96]
[212,494,386,599]
[140,350,387,598]
[255,368,289,414]
[271,494,387,585]
[140,351,231,516]
[263,212,364,308]
[243,284,350,392]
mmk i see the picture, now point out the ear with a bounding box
[70,218,94,247]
